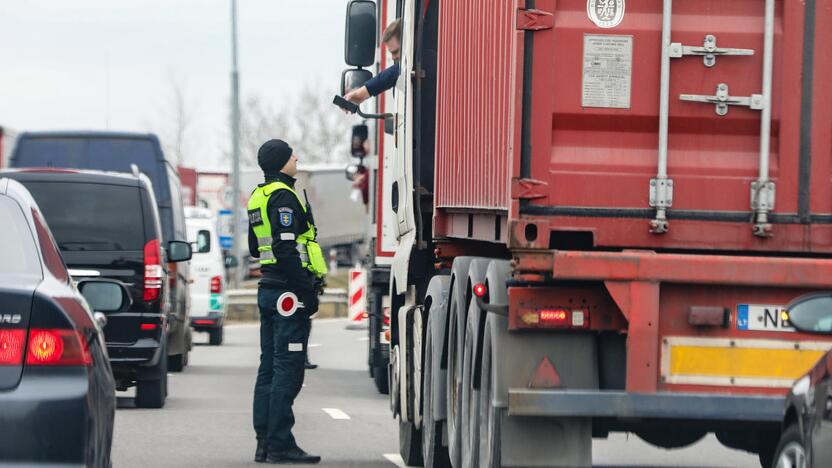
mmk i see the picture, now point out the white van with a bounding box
[185,206,226,345]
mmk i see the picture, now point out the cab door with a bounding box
[390,0,415,240]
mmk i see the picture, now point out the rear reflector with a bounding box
[0,329,25,366]
[25,329,91,366]
[140,323,158,331]
[528,357,562,389]
[193,319,214,326]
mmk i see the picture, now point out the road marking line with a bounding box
[322,408,351,420]
[308,343,322,348]
[357,337,369,341]
[383,454,407,467]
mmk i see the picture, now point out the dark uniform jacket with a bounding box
[248,172,316,297]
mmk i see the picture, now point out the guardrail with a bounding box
[227,288,348,307]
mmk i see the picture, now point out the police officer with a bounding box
[248,139,326,464]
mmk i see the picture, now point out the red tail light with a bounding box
[0,329,26,365]
[25,329,92,366]
[140,323,158,331]
[144,239,163,302]
[383,307,391,326]
[210,276,222,294]
[519,308,589,329]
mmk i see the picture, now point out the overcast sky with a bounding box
[0,0,352,167]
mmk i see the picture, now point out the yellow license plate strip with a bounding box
[661,337,831,388]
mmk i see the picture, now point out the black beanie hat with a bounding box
[257,139,293,173]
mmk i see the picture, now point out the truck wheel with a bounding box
[636,427,706,449]
[422,316,451,467]
[209,327,224,346]
[772,424,805,468]
[445,258,474,467]
[399,417,424,466]
[373,364,389,394]
[478,316,501,468]
[460,302,482,468]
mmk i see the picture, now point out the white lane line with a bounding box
[308,343,323,348]
[322,408,351,420]
[383,454,407,468]
[357,337,369,342]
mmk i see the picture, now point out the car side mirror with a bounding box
[384,115,395,135]
[341,68,374,96]
[785,293,832,334]
[78,279,132,313]
[225,254,239,268]
[351,124,369,158]
[168,240,193,263]
[344,0,376,67]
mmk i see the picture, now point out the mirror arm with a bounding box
[356,110,393,120]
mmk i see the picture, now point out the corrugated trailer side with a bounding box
[433,0,519,241]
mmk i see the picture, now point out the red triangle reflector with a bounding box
[528,357,562,389]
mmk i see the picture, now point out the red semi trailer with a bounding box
[340,0,832,466]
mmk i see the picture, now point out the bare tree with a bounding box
[152,74,196,167]
[222,82,354,168]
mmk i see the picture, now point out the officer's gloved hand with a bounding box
[314,278,326,296]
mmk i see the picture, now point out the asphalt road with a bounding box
[112,319,762,468]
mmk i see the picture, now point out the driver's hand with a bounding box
[344,86,370,105]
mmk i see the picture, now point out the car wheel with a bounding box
[136,346,167,409]
[772,424,806,468]
[209,327,224,346]
[168,353,185,372]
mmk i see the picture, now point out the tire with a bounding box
[460,303,481,468]
[209,327,224,346]
[636,427,706,449]
[772,424,806,468]
[446,281,464,467]
[168,353,185,372]
[422,315,451,468]
[478,316,501,468]
[374,364,390,394]
[136,345,167,409]
[400,418,424,467]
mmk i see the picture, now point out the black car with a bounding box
[0,177,129,466]
[773,294,832,468]
[1,169,192,408]
[10,131,193,371]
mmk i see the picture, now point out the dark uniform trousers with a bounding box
[253,286,318,452]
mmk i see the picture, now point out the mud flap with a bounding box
[500,415,592,468]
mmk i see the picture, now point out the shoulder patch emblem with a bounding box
[279,211,293,227]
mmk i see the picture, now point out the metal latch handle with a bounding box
[679,83,764,116]
[669,35,754,67]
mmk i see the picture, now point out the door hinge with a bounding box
[511,178,549,200]
[517,8,553,31]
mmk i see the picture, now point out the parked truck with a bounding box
[339,0,832,467]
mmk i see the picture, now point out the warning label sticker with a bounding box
[582,34,633,109]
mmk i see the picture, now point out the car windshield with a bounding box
[21,181,145,251]
[0,196,42,276]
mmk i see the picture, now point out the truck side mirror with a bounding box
[344,0,376,67]
[341,68,374,96]
[351,124,369,158]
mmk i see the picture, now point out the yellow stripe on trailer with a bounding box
[661,337,831,388]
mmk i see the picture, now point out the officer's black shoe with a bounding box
[255,440,268,463]
[304,359,318,370]
[266,447,321,464]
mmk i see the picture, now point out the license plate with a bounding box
[737,304,794,332]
